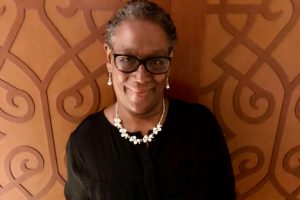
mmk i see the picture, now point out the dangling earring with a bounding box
[107,72,112,86]
[166,77,170,89]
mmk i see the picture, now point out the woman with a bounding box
[64,0,236,199]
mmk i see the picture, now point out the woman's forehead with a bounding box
[110,20,170,54]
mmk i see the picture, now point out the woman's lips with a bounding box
[127,87,153,96]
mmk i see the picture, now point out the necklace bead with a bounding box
[113,99,165,145]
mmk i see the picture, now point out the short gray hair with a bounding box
[104,0,177,49]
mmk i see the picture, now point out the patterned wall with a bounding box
[202,0,300,199]
[0,0,299,199]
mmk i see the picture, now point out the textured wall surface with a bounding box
[0,0,299,199]
[202,1,300,199]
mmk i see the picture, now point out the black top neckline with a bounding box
[101,100,171,137]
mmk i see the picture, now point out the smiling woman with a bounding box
[64,0,236,200]
[105,19,170,117]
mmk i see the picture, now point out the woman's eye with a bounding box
[155,60,164,65]
[150,59,164,65]
[120,56,133,63]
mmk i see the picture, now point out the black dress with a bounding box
[64,98,236,200]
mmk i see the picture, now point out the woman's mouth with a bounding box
[126,87,153,96]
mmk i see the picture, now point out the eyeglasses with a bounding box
[112,53,171,74]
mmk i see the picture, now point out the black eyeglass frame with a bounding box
[112,53,172,74]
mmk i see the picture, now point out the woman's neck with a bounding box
[116,99,167,135]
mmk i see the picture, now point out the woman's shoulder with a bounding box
[167,97,219,126]
[168,98,212,116]
[69,111,106,140]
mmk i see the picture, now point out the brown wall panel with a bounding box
[203,0,300,199]
[0,0,299,199]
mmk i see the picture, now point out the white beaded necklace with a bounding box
[113,99,165,145]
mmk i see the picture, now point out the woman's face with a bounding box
[105,19,171,116]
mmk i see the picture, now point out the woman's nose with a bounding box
[134,64,151,81]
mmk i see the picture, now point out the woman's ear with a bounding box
[104,44,113,71]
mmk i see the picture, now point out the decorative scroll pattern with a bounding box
[0,0,299,199]
[203,0,300,199]
[0,80,34,123]
[2,146,44,199]
[0,131,5,141]
[0,0,121,199]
